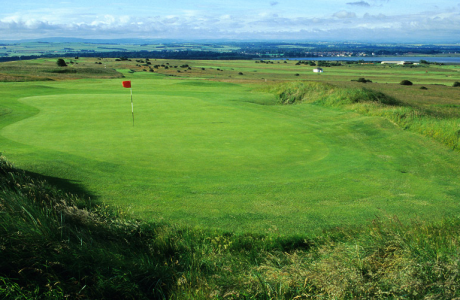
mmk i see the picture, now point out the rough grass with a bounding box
[0,155,176,299]
[0,59,123,82]
[2,155,460,299]
[271,81,460,150]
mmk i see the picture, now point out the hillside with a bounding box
[2,154,460,299]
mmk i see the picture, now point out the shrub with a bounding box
[453,81,460,87]
[400,80,413,85]
[357,78,372,83]
[56,58,67,67]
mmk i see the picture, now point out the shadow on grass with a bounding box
[23,170,100,201]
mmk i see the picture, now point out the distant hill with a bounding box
[0,37,255,44]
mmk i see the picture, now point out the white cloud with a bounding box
[0,6,459,42]
[347,1,371,7]
[333,11,357,18]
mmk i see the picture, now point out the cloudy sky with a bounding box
[1,0,459,42]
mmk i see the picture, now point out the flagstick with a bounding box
[130,87,134,126]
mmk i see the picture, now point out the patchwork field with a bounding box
[1,58,459,234]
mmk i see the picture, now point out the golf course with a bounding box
[2,58,460,233]
[1,57,460,298]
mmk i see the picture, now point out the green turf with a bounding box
[1,72,460,234]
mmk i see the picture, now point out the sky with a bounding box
[1,0,460,42]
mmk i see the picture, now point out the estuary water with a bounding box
[272,56,460,64]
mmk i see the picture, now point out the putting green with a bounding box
[1,77,460,234]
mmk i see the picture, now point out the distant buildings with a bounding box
[313,68,323,73]
[381,61,405,65]
[381,61,418,65]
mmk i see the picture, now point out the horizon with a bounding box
[1,0,460,43]
[0,37,459,45]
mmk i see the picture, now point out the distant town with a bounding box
[1,39,459,61]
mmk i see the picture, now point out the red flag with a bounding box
[122,81,131,88]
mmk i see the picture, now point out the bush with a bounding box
[453,81,460,87]
[56,58,67,67]
[400,80,413,85]
[357,78,372,83]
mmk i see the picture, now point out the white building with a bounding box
[313,68,323,73]
[381,61,406,65]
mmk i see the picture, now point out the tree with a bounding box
[56,58,67,67]
[453,81,460,87]
[400,80,413,86]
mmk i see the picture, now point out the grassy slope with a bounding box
[2,152,460,299]
[1,73,460,234]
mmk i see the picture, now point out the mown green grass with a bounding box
[1,71,460,235]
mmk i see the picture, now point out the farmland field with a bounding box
[1,58,460,234]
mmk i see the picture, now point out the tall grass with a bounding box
[0,61,123,82]
[0,155,177,299]
[2,155,460,299]
[270,81,460,150]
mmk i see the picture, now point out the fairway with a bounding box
[1,73,460,234]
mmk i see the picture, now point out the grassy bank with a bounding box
[270,81,460,151]
[2,155,460,299]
